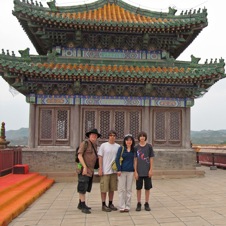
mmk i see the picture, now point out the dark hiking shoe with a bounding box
[81,207,91,214]
[102,205,111,212]
[77,203,91,210]
[144,202,151,211]
[109,204,117,211]
[136,202,141,211]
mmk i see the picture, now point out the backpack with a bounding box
[75,140,88,163]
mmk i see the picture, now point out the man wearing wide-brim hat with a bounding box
[85,128,101,138]
[77,128,101,214]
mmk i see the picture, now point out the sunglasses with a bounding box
[109,134,116,137]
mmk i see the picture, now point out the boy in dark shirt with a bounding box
[134,131,154,211]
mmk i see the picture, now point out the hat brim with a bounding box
[85,132,101,138]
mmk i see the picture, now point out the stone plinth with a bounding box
[21,147,204,182]
[0,138,10,149]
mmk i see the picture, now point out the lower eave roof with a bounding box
[0,52,225,98]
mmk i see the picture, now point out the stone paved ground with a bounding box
[9,166,226,226]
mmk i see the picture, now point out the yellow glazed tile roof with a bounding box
[39,62,185,74]
[55,3,166,24]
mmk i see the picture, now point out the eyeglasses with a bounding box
[109,134,116,137]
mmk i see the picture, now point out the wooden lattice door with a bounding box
[153,108,182,147]
[39,107,70,146]
[83,107,141,142]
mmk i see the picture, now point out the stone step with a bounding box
[0,173,54,226]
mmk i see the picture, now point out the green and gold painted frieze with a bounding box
[27,94,194,107]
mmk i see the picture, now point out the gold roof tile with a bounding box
[168,67,174,72]
[112,65,117,71]
[125,10,132,23]
[118,65,123,71]
[162,68,167,73]
[157,67,162,72]
[163,18,168,23]
[179,68,185,73]
[59,3,168,24]
[38,62,193,76]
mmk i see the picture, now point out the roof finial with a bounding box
[168,7,177,15]
[47,0,57,11]
[0,122,10,149]
[191,55,200,64]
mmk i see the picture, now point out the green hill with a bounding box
[4,128,226,146]
[191,130,226,145]
[5,128,29,146]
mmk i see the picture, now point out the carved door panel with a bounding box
[39,107,70,146]
[153,109,182,147]
[83,107,141,142]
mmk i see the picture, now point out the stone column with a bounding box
[28,104,36,148]
[142,106,151,142]
[182,107,191,149]
[70,105,80,149]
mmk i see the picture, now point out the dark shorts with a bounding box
[136,176,152,190]
[77,174,93,194]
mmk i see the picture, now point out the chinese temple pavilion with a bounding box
[0,0,225,178]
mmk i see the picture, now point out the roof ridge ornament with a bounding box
[168,7,177,16]
[47,0,57,11]
[204,58,225,67]
[47,50,58,62]
[19,48,31,61]
[164,52,175,65]
[191,55,200,64]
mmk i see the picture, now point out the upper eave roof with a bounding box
[13,0,208,22]
[12,0,208,57]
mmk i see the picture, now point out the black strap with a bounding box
[90,141,98,157]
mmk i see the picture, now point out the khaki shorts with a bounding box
[100,174,118,192]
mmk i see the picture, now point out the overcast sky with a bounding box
[0,0,226,131]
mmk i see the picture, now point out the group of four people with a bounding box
[76,128,154,214]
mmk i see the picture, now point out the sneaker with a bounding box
[136,202,141,211]
[81,207,91,214]
[102,205,112,212]
[109,204,117,211]
[77,203,91,210]
[144,203,151,211]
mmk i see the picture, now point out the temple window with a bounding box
[83,107,141,142]
[39,107,70,146]
[153,109,182,147]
